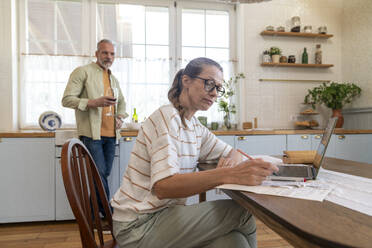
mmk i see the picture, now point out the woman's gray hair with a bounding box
[97,39,116,50]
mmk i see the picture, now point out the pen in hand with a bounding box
[237,149,254,160]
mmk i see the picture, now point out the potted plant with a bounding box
[304,82,362,128]
[269,46,281,63]
[218,73,245,129]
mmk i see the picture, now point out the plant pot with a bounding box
[332,109,344,128]
[271,54,280,63]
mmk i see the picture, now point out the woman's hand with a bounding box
[225,159,279,186]
[217,157,237,168]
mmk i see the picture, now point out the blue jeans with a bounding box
[80,136,115,215]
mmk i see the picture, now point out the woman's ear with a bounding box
[181,75,192,89]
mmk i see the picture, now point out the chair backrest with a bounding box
[61,138,116,248]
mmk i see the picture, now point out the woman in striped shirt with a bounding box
[112,57,278,248]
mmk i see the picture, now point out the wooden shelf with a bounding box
[260,31,333,38]
[261,62,334,68]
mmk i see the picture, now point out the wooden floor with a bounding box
[0,219,293,248]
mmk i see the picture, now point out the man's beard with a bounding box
[98,59,112,69]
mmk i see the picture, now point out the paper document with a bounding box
[216,182,333,202]
[317,168,372,216]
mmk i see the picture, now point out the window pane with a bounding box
[182,9,205,47]
[206,48,229,61]
[57,1,83,55]
[182,47,205,61]
[206,10,229,48]
[116,4,145,44]
[146,7,168,45]
[146,45,168,59]
[27,0,55,54]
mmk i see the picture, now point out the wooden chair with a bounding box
[61,138,118,248]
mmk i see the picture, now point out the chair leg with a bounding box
[199,192,206,203]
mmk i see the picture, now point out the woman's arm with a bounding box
[153,158,278,199]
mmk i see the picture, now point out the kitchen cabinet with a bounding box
[328,134,372,164]
[0,138,55,223]
[236,135,286,155]
[108,145,120,199]
[287,134,312,150]
[119,137,136,184]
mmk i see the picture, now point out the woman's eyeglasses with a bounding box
[194,76,225,97]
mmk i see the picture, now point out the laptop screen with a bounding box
[313,117,338,172]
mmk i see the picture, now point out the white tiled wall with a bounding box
[239,0,343,129]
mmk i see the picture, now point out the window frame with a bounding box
[18,0,236,128]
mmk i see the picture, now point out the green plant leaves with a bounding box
[217,73,245,115]
[304,82,361,110]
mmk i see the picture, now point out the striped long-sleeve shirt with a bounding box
[111,104,232,222]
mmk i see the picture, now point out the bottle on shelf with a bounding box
[132,108,138,123]
[315,44,322,64]
[302,47,308,64]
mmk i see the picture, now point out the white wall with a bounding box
[0,0,18,131]
[342,0,372,108]
[239,0,343,129]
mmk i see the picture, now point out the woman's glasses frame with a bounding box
[193,76,225,97]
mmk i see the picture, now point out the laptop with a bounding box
[269,117,338,181]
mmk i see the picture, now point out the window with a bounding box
[19,0,235,128]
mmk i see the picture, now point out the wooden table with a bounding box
[198,158,372,248]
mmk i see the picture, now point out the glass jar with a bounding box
[291,16,301,32]
[304,25,312,33]
[318,26,327,34]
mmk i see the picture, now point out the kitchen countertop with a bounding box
[2,128,372,138]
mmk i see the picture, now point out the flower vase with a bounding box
[332,109,344,128]
[224,112,232,129]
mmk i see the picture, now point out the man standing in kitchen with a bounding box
[62,39,128,223]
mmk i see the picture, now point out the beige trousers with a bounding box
[113,200,257,248]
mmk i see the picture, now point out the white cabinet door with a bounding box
[332,134,372,163]
[0,138,55,223]
[287,134,311,150]
[108,145,120,200]
[119,137,136,184]
[202,135,236,202]
[55,146,74,220]
[216,135,235,147]
[236,135,286,156]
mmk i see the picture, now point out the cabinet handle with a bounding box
[237,136,246,141]
[338,135,345,140]
[124,137,133,142]
[314,135,321,139]
[301,135,309,139]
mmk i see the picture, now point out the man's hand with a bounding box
[115,116,123,129]
[87,96,116,108]
[225,159,279,186]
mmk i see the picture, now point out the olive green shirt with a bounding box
[62,62,128,140]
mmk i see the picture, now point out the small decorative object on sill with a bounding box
[276,26,285,32]
[280,56,288,63]
[302,47,308,64]
[288,55,296,63]
[197,116,208,127]
[262,50,271,63]
[211,122,219,130]
[318,26,327,34]
[315,44,322,64]
[265,25,274,31]
[242,122,253,129]
[291,16,301,32]
[304,25,312,33]
[39,111,62,131]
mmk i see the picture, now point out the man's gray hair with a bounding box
[97,39,116,50]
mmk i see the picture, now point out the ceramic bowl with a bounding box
[39,111,62,131]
